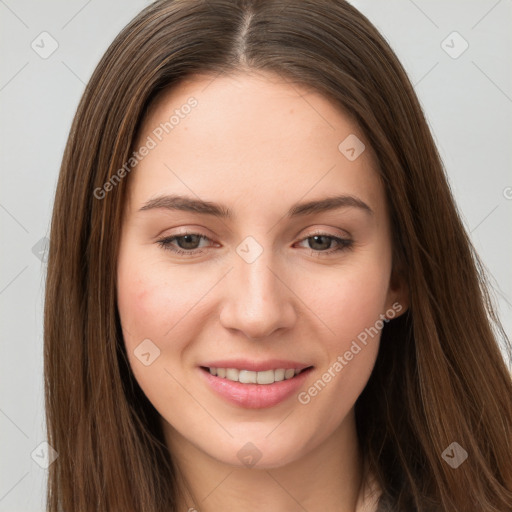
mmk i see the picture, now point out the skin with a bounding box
[116,70,408,511]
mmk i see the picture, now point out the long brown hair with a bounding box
[44,0,512,510]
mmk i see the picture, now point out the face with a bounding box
[116,71,406,469]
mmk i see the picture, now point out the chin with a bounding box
[207,432,310,470]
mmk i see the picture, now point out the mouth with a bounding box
[198,364,314,409]
[199,366,312,384]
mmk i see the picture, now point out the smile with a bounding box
[198,365,314,409]
[203,367,307,384]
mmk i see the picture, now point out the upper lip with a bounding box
[200,359,313,372]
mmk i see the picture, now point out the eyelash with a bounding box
[156,230,353,257]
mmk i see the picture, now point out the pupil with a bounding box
[180,234,199,249]
[311,235,330,251]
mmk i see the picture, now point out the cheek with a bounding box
[312,261,391,341]
[298,259,391,409]
[116,235,164,343]
[116,249,212,356]
[117,262,161,345]
[116,254,199,404]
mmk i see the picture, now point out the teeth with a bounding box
[284,368,295,379]
[274,368,285,381]
[225,368,239,381]
[239,370,257,384]
[208,367,304,384]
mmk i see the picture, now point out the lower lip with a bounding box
[198,367,313,409]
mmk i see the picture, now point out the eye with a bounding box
[295,231,353,256]
[157,232,212,257]
[156,230,353,257]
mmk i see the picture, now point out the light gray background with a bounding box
[1,1,511,510]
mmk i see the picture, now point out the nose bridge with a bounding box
[220,235,295,338]
[235,236,282,309]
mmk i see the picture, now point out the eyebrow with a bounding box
[139,193,373,218]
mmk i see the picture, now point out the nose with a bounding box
[219,249,297,340]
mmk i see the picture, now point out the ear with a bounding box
[384,265,409,319]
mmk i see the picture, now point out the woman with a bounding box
[44,0,512,510]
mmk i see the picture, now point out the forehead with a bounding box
[141,70,363,149]
[127,70,385,218]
